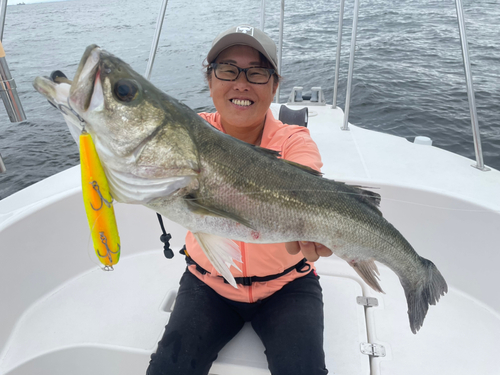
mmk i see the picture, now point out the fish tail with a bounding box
[402,257,448,334]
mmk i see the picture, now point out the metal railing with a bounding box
[124,0,489,171]
[144,0,169,80]
[332,0,489,170]
[274,0,284,103]
[0,0,6,39]
[260,0,266,31]
[454,0,488,171]
[340,0,359,131]
[0,0,27,173]
[332,0,345,109]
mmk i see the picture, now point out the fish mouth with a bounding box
[69,44,102,113]
[32,45,104,138]
[32,71,84,140]
[33,71,72,106]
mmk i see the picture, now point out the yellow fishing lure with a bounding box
[79,131,120,270]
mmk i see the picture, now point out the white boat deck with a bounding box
[1,244,498,375]
[1,103,499,374]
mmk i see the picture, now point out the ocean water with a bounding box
[0,0,498,199]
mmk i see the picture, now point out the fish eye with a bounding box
[114,79,139,102]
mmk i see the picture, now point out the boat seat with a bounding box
[279,105,308,127]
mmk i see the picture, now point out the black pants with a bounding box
[147,269,328,375]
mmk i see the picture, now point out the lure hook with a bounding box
[90,181,113,211]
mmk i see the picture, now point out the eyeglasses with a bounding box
[210,63,275,84]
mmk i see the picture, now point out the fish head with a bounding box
[68,44,169,157]
[34,45,201,203]
[33,45,166,156]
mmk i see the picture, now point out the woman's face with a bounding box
[208,45,278,132]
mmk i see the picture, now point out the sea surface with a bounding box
[0,0,498,199]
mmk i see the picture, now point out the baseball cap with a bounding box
[207,25,278,73]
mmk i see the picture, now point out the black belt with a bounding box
[180,246,311,286]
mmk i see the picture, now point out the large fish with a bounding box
[33,45,447,333]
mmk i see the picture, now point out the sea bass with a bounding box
[33,45,447,333]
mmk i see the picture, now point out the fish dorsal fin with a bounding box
[184,193,256,230]
[252,145,323,177]
[252,142,377,212]
[193,232,241,288]
[283,160,323,177]
[252,145,282,158]
[343,184,382,216]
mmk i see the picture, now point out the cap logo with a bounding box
[236,25,254,36]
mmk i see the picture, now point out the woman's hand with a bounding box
[285,241,333,262]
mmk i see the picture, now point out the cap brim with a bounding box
[207,33,277,70]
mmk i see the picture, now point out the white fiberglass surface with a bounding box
[1,173,499,374]
[1,103,499,374]
[369,268,500,375]
[0,166,81,227]
[0,250,369,375]
[272,103,500,212]
[0,252,183,375]
[2,254,498,375]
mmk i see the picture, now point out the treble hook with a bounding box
[90,181,113,211]
[96,231,120,267]
[57,98,86,123]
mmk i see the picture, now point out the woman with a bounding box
[147,25,331,375]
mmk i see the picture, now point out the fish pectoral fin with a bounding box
[184,195,256,230]
[348,259,385,293]
[193,232,242,289]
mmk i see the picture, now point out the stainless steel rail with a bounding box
[341,0,360,131]
[0,153,5,173]
[332,0,345,109]
[144,0,169,80]
[260,0,266,31]
[0,0,6,40]
[0,0,27,173]
[0,0,25,123]
[454,0,488,171]
[0,41,26,123]
[333,0,488,168]
[275,0,284,103]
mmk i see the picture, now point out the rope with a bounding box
[156,213,173,259]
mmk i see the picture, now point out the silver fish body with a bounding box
[33,45,447,333]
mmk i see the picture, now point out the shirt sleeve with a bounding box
[197,112,211,122]
[281,131,323,172]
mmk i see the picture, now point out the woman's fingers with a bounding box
[285,241,333,262]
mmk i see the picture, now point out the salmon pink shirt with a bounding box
[185,109,323,303]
